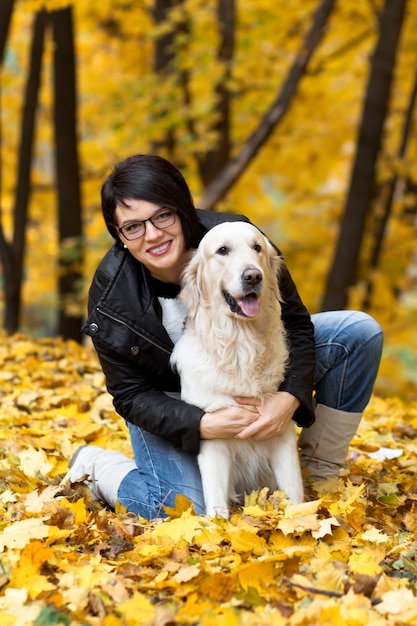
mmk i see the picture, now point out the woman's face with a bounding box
[114,198,187,284]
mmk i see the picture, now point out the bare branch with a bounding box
[198,0,336,210]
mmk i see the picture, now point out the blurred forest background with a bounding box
[0,0,416,399]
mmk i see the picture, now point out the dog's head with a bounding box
[180,221,283,320]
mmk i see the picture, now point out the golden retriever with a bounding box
[171,221,304,517]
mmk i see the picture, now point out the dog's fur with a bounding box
[171,221,304,517]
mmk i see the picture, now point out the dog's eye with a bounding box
[216,246,229,256]
[254,243,262,253]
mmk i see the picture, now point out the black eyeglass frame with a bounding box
[113,208,177,241]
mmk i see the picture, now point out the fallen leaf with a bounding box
[0,518,49,551]
[17,447,53,478]
[151,509,205,544]
[348,546,385,575]
[117,592,156,624]
[24,485,62,513]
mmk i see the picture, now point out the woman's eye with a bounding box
[154,211,170,222]
[216,246,229,256]
[125,223,141,232]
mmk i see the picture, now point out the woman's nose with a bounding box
[144,221,163,240]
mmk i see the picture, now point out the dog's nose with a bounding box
[242,268,262,286]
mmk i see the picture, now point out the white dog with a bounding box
[171,221,304,517]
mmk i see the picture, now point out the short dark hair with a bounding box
[101,154,201,249]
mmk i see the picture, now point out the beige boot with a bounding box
[298,403,362,483]
[63,445,137,507]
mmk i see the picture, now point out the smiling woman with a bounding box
[64,153,383,520]
[113,199,186,284]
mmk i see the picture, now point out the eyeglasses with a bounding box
[115,208,177,241]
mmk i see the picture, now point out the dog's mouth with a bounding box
[222,289,260,318]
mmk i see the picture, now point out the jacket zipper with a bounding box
[97,307,172,355]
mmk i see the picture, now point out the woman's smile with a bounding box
[147,240,173,256]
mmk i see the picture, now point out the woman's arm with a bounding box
[277,262,316,427]
[93,338,204,453]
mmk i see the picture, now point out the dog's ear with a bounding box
[179,250,204,318]
[264,237,281,274]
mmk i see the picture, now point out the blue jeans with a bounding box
[118,311,383,518]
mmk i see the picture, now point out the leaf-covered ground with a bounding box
[0,335,417,626]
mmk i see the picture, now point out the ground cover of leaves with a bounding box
[0,335,417,625]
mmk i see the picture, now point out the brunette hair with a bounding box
[101,154,201,249]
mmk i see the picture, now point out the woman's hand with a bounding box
[200,403,259,440]
[234,391,300,441]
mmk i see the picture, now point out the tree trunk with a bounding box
[1,11,47,334]
[363,69,417,308]
[152,0,186,156]
[198,0,235,186]
[0,0,14,63]
[0,0,15,272]
[198,0,336,210]
[50,7,83,341]
[322,0,407,311]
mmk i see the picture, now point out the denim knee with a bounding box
[312,310,383,411]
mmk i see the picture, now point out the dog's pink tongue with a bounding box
[238,294,260,317]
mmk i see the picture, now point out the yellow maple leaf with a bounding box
[151,508,205,545]
[193,525,225,555]
[172,562,201,583]
[0,489,17,505]
[129,539,172,562]
[269,529,316,549]
[164,493,195,518]
[277,514,320,536]
[44,525,73,545]
[17,446,53,478]
[178,591,216,620]
[275,499,328,536]
[117,591,156,625]
[70,421,104,441]
[59,496,88,524]
[242,504,267,516]
[70,497,89,525]
[197,572,236,603]
[0,588,41,625]
[9,541,55,599]
[24,485,62,513]
[59,571,90,612]
[328,481,366,516]
[225,527,267,555]
[359,526,390,544]
[237,560,277,591]
[376,588,417,617]
[0,517,49,551]
[348,546,385,575]
[283,499,322,518]
[311,516,340,539]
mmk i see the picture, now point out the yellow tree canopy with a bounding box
[2,0,417,396]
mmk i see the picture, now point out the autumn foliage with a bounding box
[0,335,417,625]
[1,0,416,398]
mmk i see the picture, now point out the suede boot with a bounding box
[298,403,362,483]
[63,445,136,507]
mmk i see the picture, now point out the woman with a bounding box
[66,154,383,519]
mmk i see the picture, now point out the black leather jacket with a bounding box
[82,210,315,454]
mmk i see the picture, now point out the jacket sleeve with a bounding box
[277,261,315,427]
[84,260,205,454]
[92,339,205,454]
